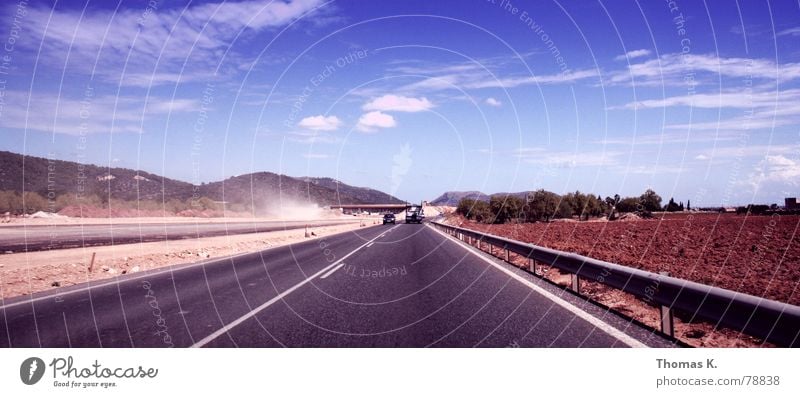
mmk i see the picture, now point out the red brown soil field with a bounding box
[453,213,800,347]
[458,213,800,306]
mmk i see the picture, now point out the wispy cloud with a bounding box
[608,53,800,86]
[596,130,743,146]
[614,49,651,61]
[302,153,331,159]
[616,88,800,110]
[363,95,433,112]
[465,69,598,89]
[666,103,800,131]
[385,56,598,94]
[286,130,339,144]
[0,90,198,135]
[23,0,328,86]
[694,144,799,162]
[511,147,621,168]
[777,27,800,37]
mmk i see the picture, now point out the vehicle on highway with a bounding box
[405,206,424,224]
[383,213,396,224]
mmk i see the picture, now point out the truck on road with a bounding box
[405,205,424,224]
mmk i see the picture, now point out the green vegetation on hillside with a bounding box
[456,189,665,224]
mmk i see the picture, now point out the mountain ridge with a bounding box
[0,151,403,209]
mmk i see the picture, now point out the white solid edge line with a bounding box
[427,224,648,348]
[366,242,374,247]
[320,263,345,279]
[0,224,381,311]
[191,223,402,348]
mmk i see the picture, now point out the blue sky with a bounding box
[1,0,799,205]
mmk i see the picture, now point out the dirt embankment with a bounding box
[0,222,370,300]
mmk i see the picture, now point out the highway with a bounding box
[0,222,675,347]
[0,219,359,253]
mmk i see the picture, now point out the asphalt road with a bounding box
[0,222,675,347]
[0,219,359,253]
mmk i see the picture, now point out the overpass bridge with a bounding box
[329,204,413,214]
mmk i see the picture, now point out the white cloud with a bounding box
[608,53,800,86]
[622,164,687,175]
[666,102,800,131]
[286,130,339,144]
[695,154,710,161]
[302,153,331,159]
[297,115,341,131]
[618,88,800,110]
[356,111,396,132]
[596,130,743,146]
[615,87,800,133]
[485,97,502,107]
[389,56,598,93]
[777,27,800,37]
[515,147,620,168]
[748,155,800,188]
[363,95,433,112]
[615,49,651,61]
[23,0,326,86]
[465,69,599,89]
[0,90,197,135]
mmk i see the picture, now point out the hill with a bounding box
[0,151,402,214]
[430,191,490,206]
[0,151,194,202]
[302,177,403,204]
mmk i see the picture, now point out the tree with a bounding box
[0,191,23,214]
[616,197,640,212]
[489,195,523,224]
[640,189,662,212]
[470,200,493,223]
[556,200,573,219]
[687,199,691,211]
[605,194,620,220]
[456,198,492,223]
[23,192,48,214]
[456,198,476,217]
[564,190,589,220]
[586,195,604,218]
[665,198,681,212]
[521,190,561,222]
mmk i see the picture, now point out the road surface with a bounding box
[0,219,359,253]
[0,222,676,347]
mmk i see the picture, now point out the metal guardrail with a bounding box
[431,221,800,347]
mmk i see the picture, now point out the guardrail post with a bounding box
[529,258,536,275]
[660,305,674,338]
[659,271,674,337]
[504,247,509,262]
[570,274,580,294]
